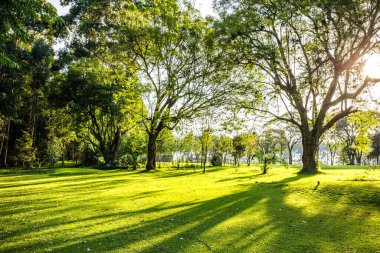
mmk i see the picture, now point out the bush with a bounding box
[211,154,222,166]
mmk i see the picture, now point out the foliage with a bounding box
[232,135,246,166]
[241,132,257,166]
[213,135,233,166]
[369,132,380,164]
[199,127,213,172]
[76,0,234,170]
[157,130,176,159]
[121,129,146,169]
[216,0,380,173]
[323,126,344,166]
[0,0,63,67]
[256,129,282,174]
[210,153,223,166]
[14,131,36,167]
[336,111,379,165]
[49,58,142,165]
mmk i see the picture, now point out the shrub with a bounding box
[211,154,222,166]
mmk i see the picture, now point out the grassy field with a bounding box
[0,165,379,253]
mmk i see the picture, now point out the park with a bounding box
[1,0,380,252]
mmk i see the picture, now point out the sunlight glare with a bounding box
[363,54,380,78]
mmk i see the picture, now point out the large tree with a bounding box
[120,2,232,170]
[49,58,142,165]
[62,0,233,171]
[216,0,380,173]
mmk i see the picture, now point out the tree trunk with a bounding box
[0,119,5,161]
[301,134,319,173]
[146,132,158,171]
[104,128,122,165]
[3,120,10,166]
[355,151,362,165]
[330,151,335,166]
[262,159,268,174]
[287,143,293,165]
[202,145,208,173]
[61,139,66,166]
[132,154,138,170]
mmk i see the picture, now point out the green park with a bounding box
[1,0,380,252]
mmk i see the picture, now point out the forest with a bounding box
[1,1,380,252]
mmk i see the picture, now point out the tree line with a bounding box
[1,0,380,173]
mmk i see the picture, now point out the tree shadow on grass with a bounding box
[1,173,379,253]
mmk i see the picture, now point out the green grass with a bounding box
[0,165,379,253]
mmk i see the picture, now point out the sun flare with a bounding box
[363,54,380,79]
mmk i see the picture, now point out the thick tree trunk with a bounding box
[348,154,355,165]
[146,132,158,171]
[301,134,319,174]
[105,128,122,165]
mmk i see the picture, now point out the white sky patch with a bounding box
[47,0,70,15]
[363,54,380,79]
[193,0,216,17]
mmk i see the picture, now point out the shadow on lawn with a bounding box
[1,172,379,253]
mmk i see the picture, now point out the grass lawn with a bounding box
[0,165,379,253]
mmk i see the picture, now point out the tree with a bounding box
[50,58,142,165]
[182,132,197,164]
[336,111,378,165]
[256,129,282,174]
[323,127,343,166]
[200,128,213,173]
[0,5,59,167]
[216,0,380,173]
[61,0,234,171]
[14,131,36,167]
[213,135,233,166]
[45,107,77,166]
[272,123,301,165]
[112,1,232,171]
[0,0,62,67]
[122,129,147,170]
[242,133,257,166]
[232,135,245,167]
[156,129,176,168]
[174,130,195,169]
[369,132,380,165]
[28,39,55,142]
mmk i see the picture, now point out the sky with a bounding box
[47,0,215,17]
